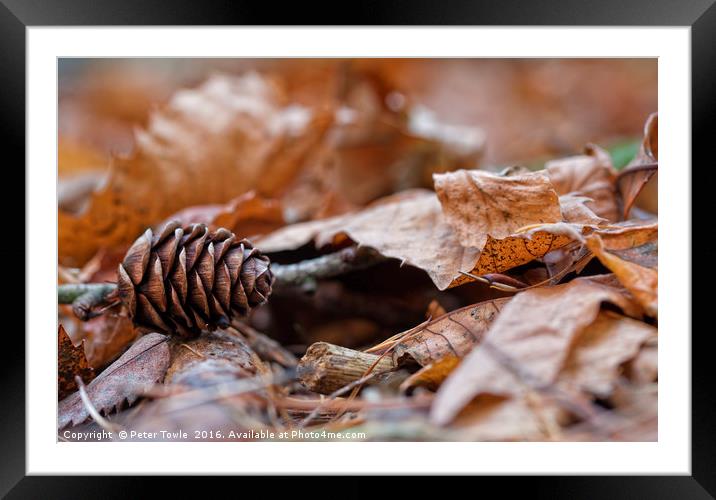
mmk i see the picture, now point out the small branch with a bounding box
[296,342,397,395]
[58,283,116,304]
[58,283,118,320]
[270,247,386,289]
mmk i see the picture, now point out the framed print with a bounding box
[2,0,710,495]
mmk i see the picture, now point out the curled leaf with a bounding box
[546,144,618,221]
[586,234,657,317]
[617,112,658,218]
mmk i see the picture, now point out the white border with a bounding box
[28,27,690,475]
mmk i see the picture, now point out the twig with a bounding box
[58,283,118,320]
[58,283,116,304]
[270,246,386,289]
[296,342,396,394]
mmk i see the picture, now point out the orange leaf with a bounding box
[59,74,332,266]
[586,234,657,317]
[58,325,95,400]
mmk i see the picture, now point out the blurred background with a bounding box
[59,58,656,168]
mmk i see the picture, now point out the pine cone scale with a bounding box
[123,229,152,285]
[117,221,273,338]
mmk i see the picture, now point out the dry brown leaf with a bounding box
[257,189,479,290]
[586,234,657,317]
[450,231,575,288]
[58,325,95,400]
[165,329,259,388]
[425,299,447,319]
[592,222,658,271]
[453,394,562,441]
[258,189,577,290]
[557,311,657,398]
[617,112,658,218]
[558,194,607,225]
[157,191,285,240]
[431,276,642,425]
[385,298,511,366]
[81,312,139,369]
[628,343,658,384]
[58,332,170,428]
[400,355,461,393]
[546,144,618,221]
[433,169,561,249]
[59,73,332,266]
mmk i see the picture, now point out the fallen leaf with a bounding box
[59,73,332,266]
[592,222,658,270]
[257,189,479,290]
[58,332,170,428]
[58,325,95,400]
[617,112,658,218]
[157,191,285,240]
[452,394,562,441]
[425,299,447,319]
[81,311,139,369]
[558,194,607,225]
[400,355,461,393]
[165,329,259,388]
[371,297,511,367]
[433,169,562,249]
[557,311,657,398]
[586,234,657,317]
[450,231,574,288]
[628,343,658,384]
[258,189,576,290]
[546,144,619,221]
[430,276,641,425]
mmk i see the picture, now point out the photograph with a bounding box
[56,57,659,443]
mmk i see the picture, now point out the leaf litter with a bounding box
[57,59,658,442]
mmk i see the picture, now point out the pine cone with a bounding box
[117,221,273,338]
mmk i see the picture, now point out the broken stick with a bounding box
[297,342,397,394]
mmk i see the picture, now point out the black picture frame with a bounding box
[2,0,707,496]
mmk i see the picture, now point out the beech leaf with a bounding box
[368,297,511,366]
[58,332,170,428]
[431,276,642,425]
[586,234,658,317]
[557,310,657,398]
[58,325,95,400]
[434,169,562,249]
[546,144,619,222]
